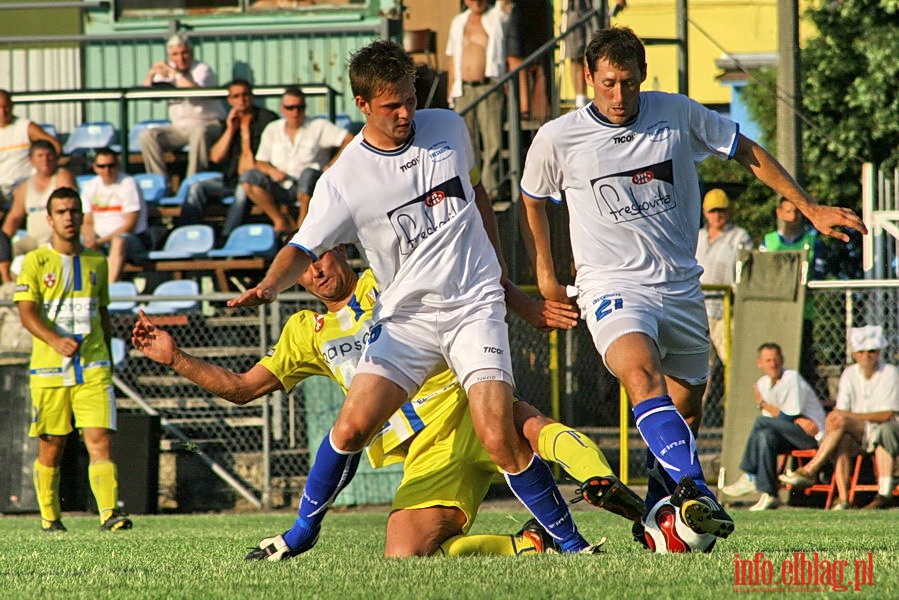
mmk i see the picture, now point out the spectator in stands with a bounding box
[132,245,641,558]
[14,186,132,532]
[721,342,825,511]
[0,140,76,283]
[445,0,512,198]
[140,33,226,186]
[564,1,625,109]
[760,196,825,388]
[81,148,150,283]
[696,188,752,417]
[506,0,552,121]
[780,326,899,509]
[179,79,278,239]
[240,87,353,235]
[0,89,62,206]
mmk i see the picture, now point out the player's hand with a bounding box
[132,309,177,365]
[805,204,868,242]
[225,108,242,130]
[539,299,580,330]
[227,284,277,308]
[52,336,80,358]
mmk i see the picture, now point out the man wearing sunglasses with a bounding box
[781,326,899,509]
[240,87,354,236]
[81,148,150,283]
[179,79,278,240]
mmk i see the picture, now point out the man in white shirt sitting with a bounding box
[81,148,149,282]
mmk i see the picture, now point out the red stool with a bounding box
[847,453,899,504]
[779,449,837,509]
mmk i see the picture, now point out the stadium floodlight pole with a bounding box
[112,374,263,508]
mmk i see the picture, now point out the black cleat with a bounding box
[514,518,560,554]
[100,510,133,531]
[42,519,67,532]
[574,475,646,523]
[669,476,734,540]
[631,521,650,550]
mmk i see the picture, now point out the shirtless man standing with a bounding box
[445,0,512,198]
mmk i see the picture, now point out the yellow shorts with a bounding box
[391,397,500,533]
[29,381,117,437]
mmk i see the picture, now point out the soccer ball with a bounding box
[642,495,717,554]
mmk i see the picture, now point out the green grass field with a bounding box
[1,506,896,599]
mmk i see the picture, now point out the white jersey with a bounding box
[521,92,739,286]
[836,362,899,414]
[756,369,826,440]
[289,109,501,320]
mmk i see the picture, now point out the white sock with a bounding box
[878,476,893,497]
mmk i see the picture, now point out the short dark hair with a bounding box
[94,146,118,162]
[757,342,783,356]
[347,39,415,103]
[584,27,647,76]
[283,86,305,102]
[228,78,252,91]
[29,139,56,156]
[46,186,82,214]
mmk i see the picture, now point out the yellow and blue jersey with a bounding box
[259,269,466,468]
[14,245,111,388]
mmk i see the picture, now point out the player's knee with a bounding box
[329,420,369,453]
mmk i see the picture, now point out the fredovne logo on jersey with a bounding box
[591,159,675,223]
[388,176,468,255]
[43,273,57,288]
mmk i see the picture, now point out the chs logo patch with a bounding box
[424,191,445,207]
[632,171,655,185]
[314,314,325,332]
[43,273,57,288]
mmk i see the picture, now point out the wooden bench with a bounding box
[124,256,268,292]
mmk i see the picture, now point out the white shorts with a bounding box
[356,290,515,396]
[578,279,710,385]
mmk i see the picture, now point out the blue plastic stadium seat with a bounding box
[40,123,58,138]
[146,224,215,260]
[108,280,139,313]
[158,171,223,206]
[111,337,127,368]
[128,119,171,153]
[207,223,277,259]
[137,279,200,315]
[76,174,95,195]
[62,121,117,155]
[134,173,167,204]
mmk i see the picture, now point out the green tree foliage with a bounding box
[699,0,898,275]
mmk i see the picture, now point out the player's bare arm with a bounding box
[520,194,567,303]
[16,300,80,357]
[732,135,868,242]
[132,309,281,405]
[503,279,578,332]
[228,244,313,307]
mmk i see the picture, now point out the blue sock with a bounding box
[633,395,711,497]
[644,448,678,512]
[505,454,588,553]
[283,430,361,550]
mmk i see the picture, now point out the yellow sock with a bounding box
[33,460,61,527]
[537,422,613,482]
[88,461,119,523]
[437,534,540,557]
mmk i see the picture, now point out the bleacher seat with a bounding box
[158,171,223,207]
[146,224,215,260]
[134,173,167,204]
[108,281,139,313]
[137,279,200,315]
[62,121,117,155]
[111,337,127,368]
[76,174,95,195]
[40,123,58,138]
[207,223,277,259]
[128,119,171,153]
